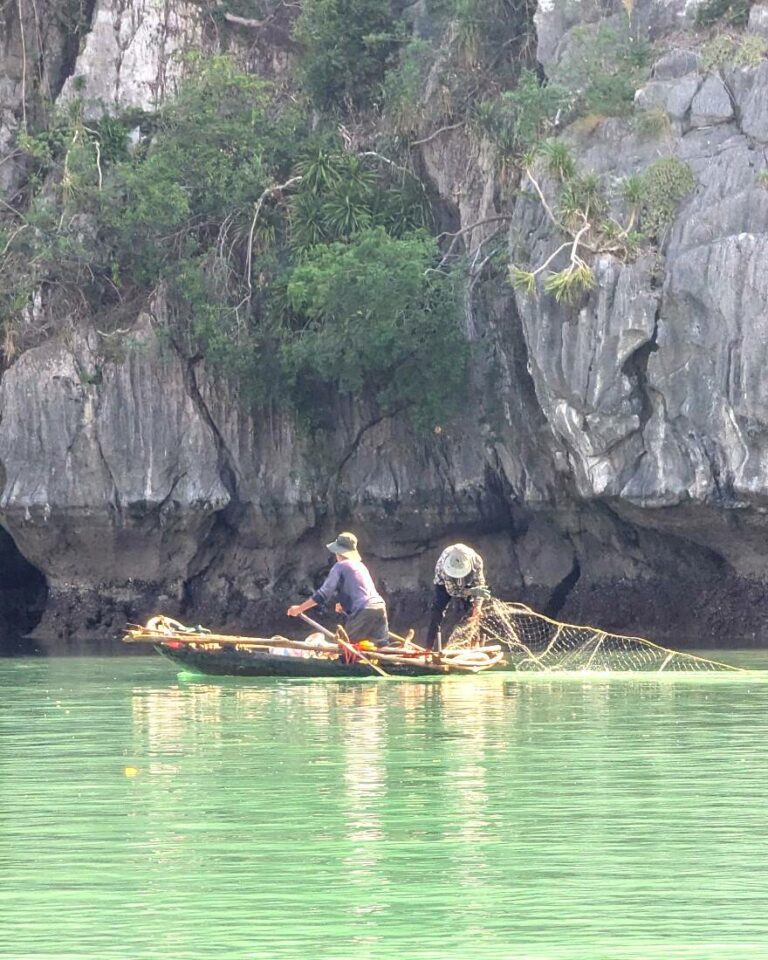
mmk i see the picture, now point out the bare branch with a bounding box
[223,12,268,27]
[357,151,415,181]
[0,195,28,222]
[246,174,303,305]
[569,221,591,263]
[97,327,131,338]
[436,215,514,243]
[526,241,572,278]
[436,215,514,269]
[410,122,465,148]
[93,138,102,191]
[468,226,505,277]
[17,0,27,130]
[521,167,563,232]
[2,224,28,255]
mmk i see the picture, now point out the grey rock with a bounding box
[0,1,76,197]
[634,75,702,120]
[674,128,768,251]
[643,0,701,37]
[57,0,203,118]
[0,321,229,593]
[506,46,768,635]
[511,235,659,498]
[535,0,626,68]
[727,61,768,142]
[689,75,734,126]
[649,233,768,514]
[748,3,768,38]
[652,49,700,79]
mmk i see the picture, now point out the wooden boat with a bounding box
[122,615,506,678]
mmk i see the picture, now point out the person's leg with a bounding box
[345,604,389,644]
[425,584,451,650]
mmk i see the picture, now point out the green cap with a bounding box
[326,531,360,560]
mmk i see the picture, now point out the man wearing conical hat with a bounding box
[287,532,389,645]
[425,543,488,652]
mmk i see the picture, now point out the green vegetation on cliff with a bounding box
[0,0,714,413]
[2,53,465,428]
[510,146,695,303]
[295,0,405,110]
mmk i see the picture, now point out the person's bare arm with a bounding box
[286,598,318,617]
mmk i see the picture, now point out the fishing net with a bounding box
[447,599,742,672]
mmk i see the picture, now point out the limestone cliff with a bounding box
[1,0,768,652]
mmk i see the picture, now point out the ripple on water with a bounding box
[2,655,768,960]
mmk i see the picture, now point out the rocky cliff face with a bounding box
[2,0,768,652]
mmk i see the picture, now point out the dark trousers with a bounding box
[345,603,389,644]
[425,584,471,650]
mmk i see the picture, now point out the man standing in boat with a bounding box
[425,543,488,652]
[286,532,390,646]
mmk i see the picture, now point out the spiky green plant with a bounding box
[509,266,537,295]
[540,140,577,181]
[558,174,606,228]
[622,174,645,207]
[296,149,344,192]
[544,263,595,303]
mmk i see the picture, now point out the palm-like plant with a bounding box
[296,149,344,192]
[322,190,373,239]
[540,140,576,182]
[289,192,329,252]
[543,263,595,303]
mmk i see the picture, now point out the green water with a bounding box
[3,655,768,960]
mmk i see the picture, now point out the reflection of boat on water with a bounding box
[123,616,506,678]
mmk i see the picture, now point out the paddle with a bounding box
[299,612,389,678]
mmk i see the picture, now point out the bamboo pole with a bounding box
[122,629,330,652]
[123,618,502,673]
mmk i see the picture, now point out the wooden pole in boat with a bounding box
[299,613,389,678]
[298,612,336,640]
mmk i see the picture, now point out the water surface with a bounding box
[3,654,768,960]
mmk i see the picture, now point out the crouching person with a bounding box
[425,543,489,652]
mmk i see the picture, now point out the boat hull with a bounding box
[154,643,471,678]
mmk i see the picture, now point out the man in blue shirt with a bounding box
[286,532,389,645]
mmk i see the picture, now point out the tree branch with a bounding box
[410,122,465,147]
[246,174,303,305]
[17,0,27,130]
[223,12,268,27]
[436,215,514,269]
[522,167,563,232]
[357,150,416,181]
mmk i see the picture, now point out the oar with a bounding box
[299,612,389,678]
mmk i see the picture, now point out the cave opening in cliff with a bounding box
[0,528,48,655]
